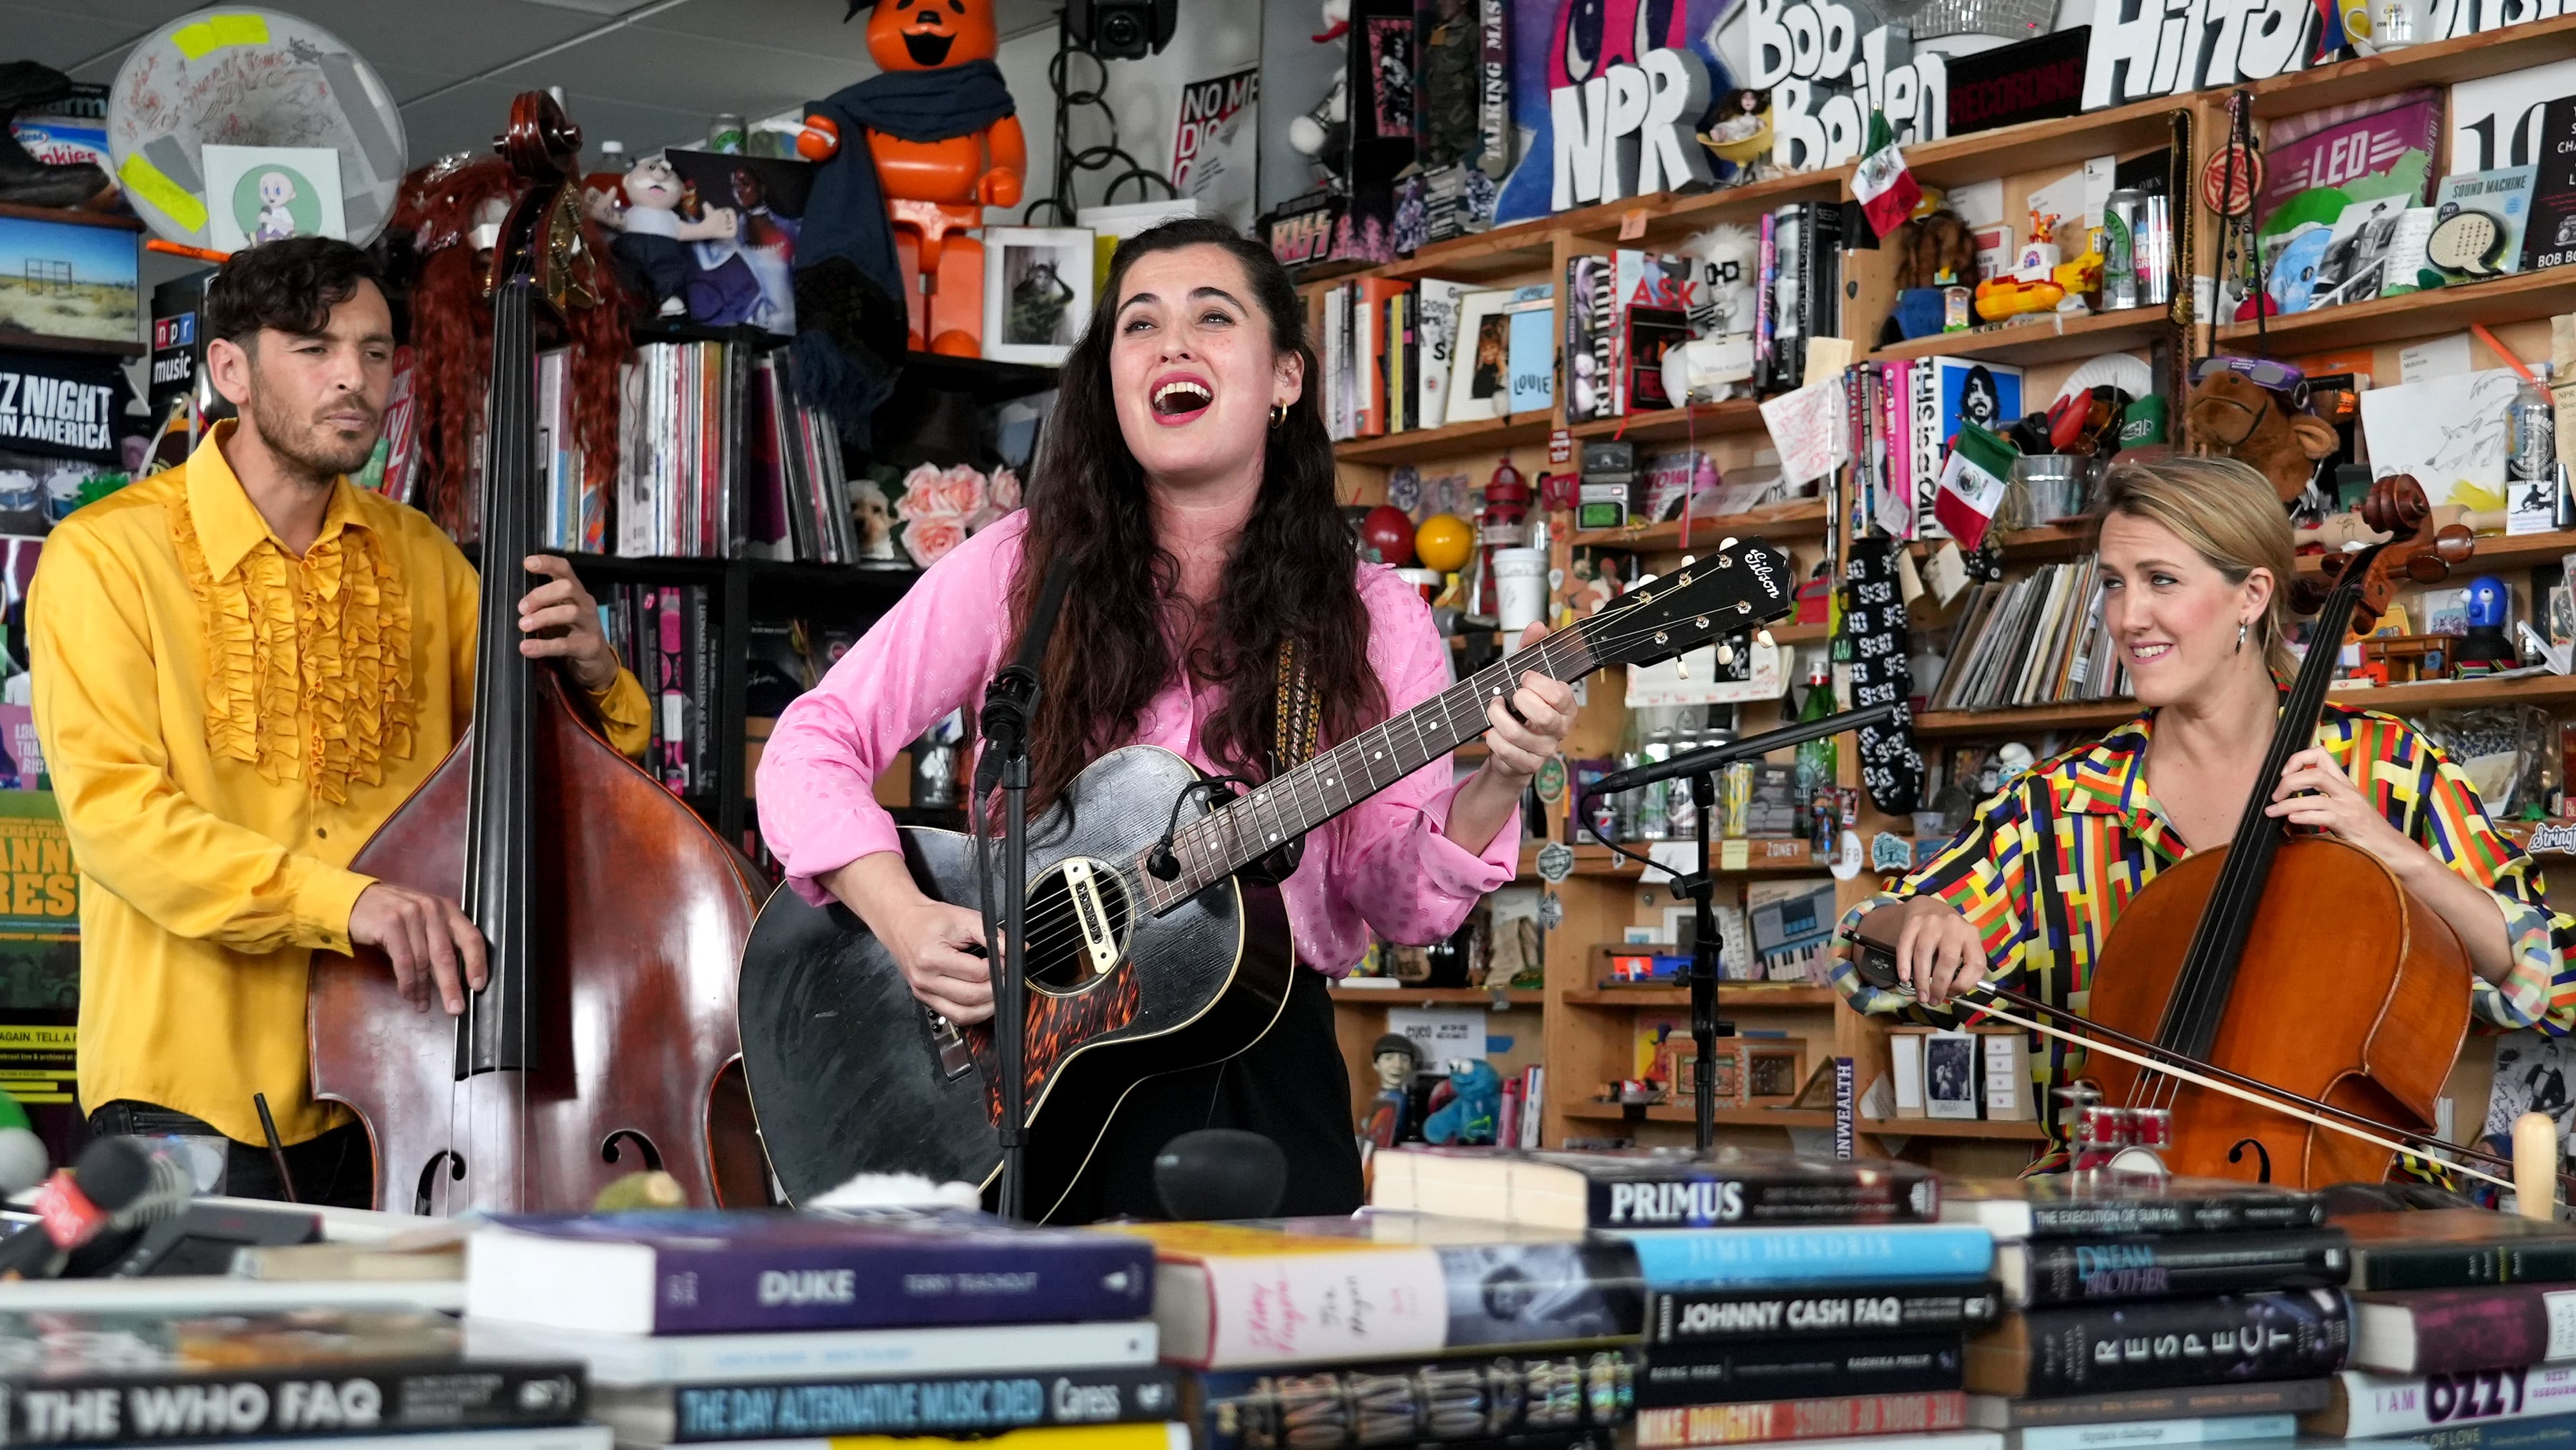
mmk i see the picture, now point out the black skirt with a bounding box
[1052,965,1363,1222]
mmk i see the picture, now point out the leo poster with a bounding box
[1169,68,1259,234]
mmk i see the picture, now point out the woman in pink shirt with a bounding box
[758,218,1575,1219]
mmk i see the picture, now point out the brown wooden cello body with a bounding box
[2066,475,2479,1189]
[306,92,763,1215]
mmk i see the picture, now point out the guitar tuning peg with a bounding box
[1715,643,1736,665]
[1720,537,1738,551]
[1755,629,1775,648]
[1676,657,1689,678]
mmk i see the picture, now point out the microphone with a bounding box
[0,1137,194,1279]
[1586,701,1901,797]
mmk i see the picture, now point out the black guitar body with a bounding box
[737,744,1292,1220]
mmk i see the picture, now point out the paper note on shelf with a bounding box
[1759,376,1850,490]
[2399,333,2472,383]
[1645,840,1694,885]
[2359,369,2519,510]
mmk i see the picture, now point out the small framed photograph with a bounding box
[0,211,137,348]
[1924,1031,1981,1120]
[1745,1043,1807,1106]
[202,145,346,252]
[982,226,1095,365]
[1445,287,1513,424]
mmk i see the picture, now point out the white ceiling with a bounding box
[4,0,1063,165]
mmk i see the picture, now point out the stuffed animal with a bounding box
[1423,1058,1503,1145]
[793,0,1025,438]
[1896,211,1977,291]
[2185,366,2338,505]
[589,153,739,316]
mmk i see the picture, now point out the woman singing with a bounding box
[758,218,1576,1220]
[1843,455,2575,1169]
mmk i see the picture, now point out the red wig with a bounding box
[391,152,631,543]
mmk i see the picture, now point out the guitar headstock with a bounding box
[1576,537,1798,671]
[489,91,601,314]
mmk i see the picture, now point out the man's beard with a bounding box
[245,374,381,484]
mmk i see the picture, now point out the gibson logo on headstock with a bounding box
[1745,551,1781,596]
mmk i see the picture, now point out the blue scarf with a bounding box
[797,60,1018,311]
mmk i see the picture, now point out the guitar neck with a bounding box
[1137,626,1601,913]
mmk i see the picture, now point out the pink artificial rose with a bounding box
[895,462,950,522]
[930,462,987,517]
[902,514,968,568]
[989,466,1023,512]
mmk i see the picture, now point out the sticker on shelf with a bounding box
[1536,840,1576,883]
[1833,828,1865,880]
[1872,831,1915,872]
[1538,890,1565,929]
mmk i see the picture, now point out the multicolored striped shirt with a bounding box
[1832,702,2574,1170]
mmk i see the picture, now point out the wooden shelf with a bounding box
[1863,1117,2053,1140]
[1994,517,2101,560]
[1569,400,1767,446]
[1330,986,1545,1005]
[1769,619,1833,644]
[1869,308,2172,367]
[2250,11,2576,117]
[1903,94,2188,189]
[1563,1101,1834,1128]
[1562,986,1840,1007]
[1568,498,1830,549]
[1914,673,2576,737]
[2301,527,2576,575]
[1581,167,1854,250]
[1333,409,1557,464]
[1379,221,1558,283]
[2218,268,2576,356]
[1518,840,1824,880]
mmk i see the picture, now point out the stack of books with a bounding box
[1367,1145,2000,1450]
[0,1305,598,1450]
[460,1208,1183,1450]
[2316,1208,2576,1446]
[1949,1174,2352,1449]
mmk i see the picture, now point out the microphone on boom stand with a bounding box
[1576,701,1901,1153]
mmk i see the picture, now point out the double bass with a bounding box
[1858,475,2555,1195]
[308,92,766,1215]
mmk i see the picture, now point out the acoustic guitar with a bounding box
[736,538,1795,1220]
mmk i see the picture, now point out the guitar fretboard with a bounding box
[1135,627,1599,916]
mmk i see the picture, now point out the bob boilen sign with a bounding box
[1749,0,1948,171]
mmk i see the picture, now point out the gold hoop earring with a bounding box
[1270,402,1287,428]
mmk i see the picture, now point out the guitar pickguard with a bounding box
[964,959,1141,1124]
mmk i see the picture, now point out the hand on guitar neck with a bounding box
[1445,623,1580,859]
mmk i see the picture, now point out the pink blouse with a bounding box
[756,512,1521,973]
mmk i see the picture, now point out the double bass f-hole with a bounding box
[600,1129,663,1171]
[414,1149,467,1216]
[2228,1137,2273,1182]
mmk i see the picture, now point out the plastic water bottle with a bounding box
[2508,366,2557,535]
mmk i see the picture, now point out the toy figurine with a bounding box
[797,0,1025,360]
[1288,0,1353,184]
[1424,1058,1504,1145]
[588,153,739,316]
[1360,1032,1420,1149]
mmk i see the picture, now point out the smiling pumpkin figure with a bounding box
[799,0,1026,356]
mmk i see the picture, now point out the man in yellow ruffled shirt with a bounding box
[26,238,651,1207]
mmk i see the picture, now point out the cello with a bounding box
[308,92,766,1215]
[1858,475,2540,1193]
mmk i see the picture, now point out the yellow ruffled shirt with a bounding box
[27,427,651,1147]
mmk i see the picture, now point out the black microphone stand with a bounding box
[976,560,1075,1221]
[1580,701,1897,1152]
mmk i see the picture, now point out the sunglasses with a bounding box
[2192,354,2312,410]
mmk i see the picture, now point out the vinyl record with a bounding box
[107,8,407,250]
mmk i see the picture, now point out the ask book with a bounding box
[1367,1144,1940,1230]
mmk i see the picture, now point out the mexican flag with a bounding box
[1853,111,1921,240]
[1934,422,2017,550]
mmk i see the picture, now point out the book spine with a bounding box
[1990,1379,2335,1426]
[2365,1286,2567,1373]
[660,1366,1180,1441]
[2359,1242,2576,1292]
[2024,1200,2327,1239]
[1189,1347,1634,1450]
[2330,1367,2576,1437]
[648,1236,1156,1333]
[1649,1282,2001,1344]
[2011,1414,2296,1450]
[2416,1409,2576,1450]
[688,585,713,795]
[2016,1232,2350,1305]
[1982,1290,2350,1400]
[1623,1227,1995,1288]
[1589,1175,1940,1230]
[1636,1331,1966,1409]
[0,1361,586,1447]
[1752,212,1775,390]
[655,586,685,791]
[1635,1391,1968,1449]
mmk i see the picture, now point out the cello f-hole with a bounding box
[2228,1137,2273,1183]
[601,1129,663,1172]
[414,1150,467,1216]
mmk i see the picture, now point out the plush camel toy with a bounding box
[2183,366,2338,505]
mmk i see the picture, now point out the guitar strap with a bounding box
[1240,640,1319,886]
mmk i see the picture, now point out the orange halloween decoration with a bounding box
[798,0,1027,356]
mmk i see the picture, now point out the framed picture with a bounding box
[982,226,1095,366]
[202,145,346,252]
[1444,288,1513,424]
[1744,1043,1807,1106]
[0,210,137,348]
[1924,1031,1981,1120]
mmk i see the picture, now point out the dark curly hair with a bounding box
[1009,218,1383,814]
[203,237,384,346]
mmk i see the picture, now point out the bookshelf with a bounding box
[1312,23,2576,1171]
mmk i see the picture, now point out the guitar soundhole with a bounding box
[1023,857,1133,993]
